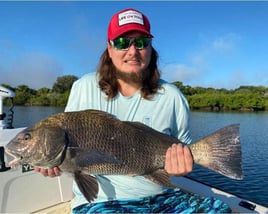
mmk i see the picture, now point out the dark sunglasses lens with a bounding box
[112,37,151,50]
[113,38,130,50]
[135,38,151,49]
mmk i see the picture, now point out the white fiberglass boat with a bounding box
[0,86,267,213]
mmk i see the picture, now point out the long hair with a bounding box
[97,47,161,100]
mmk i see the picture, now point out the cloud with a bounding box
[197,67,268,90]
[211,33,239,53]
[2,52,62,89]
[161,33,243,88]
[161,63,204,85]
[191,32,240,64]
[229,69,268,88]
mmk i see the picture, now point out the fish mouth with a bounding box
[5,149,23,168]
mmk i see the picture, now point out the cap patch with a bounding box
[118,10,144,26]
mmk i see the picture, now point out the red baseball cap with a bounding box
[107,8,153,40]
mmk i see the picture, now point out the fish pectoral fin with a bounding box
[68,148,123,167]
[74,171,98,202]
[145,170,174,187]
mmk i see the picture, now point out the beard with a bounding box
[115,69,144,85]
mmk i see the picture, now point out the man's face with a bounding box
[108,31,152,81]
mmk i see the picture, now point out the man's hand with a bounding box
[34,166,61,177]
[165,144,193,176]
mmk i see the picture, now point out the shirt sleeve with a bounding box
[64,79,82,112]
[164,82,192,145]
[64,73,98,112]
[174,91,192,145]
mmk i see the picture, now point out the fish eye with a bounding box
[24,133,31,141]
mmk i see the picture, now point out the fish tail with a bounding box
[191,124,243,180]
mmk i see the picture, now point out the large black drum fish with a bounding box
[6,109,243,202]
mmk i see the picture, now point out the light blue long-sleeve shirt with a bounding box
[65,72,192,208]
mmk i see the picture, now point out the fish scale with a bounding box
[58,110,169,174]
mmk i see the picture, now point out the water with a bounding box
[5,106,65,128]
[188,111,268,207]
[3,106,268,207]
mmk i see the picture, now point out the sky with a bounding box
[0,1,268,90]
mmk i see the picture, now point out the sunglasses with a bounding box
[110,37,152,50]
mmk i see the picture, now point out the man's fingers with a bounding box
[183,146,193,173]
[165,144,193,176]
[34,166,60,177]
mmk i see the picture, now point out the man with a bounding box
[36,8,230,213]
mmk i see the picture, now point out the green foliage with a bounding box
[181,84,268,111]
[1,77,267,111]
[14,85,37,105]
[52,75,78,93]
[2,75,77,107]
[1,84,15,91]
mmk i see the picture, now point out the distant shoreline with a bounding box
[2,77,268,112]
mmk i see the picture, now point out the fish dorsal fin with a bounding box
[81,109,118,121]
[125,121,177,138]
[124,121,156,133]
[74,171,98,202]
[144,170,174,187]
[124,121,179,145]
